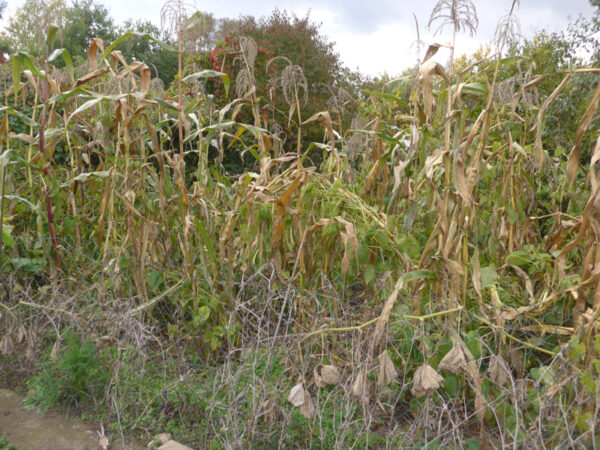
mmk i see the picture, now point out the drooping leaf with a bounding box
[183,70,230,97]
[48,48,74,82]
[0,107,39,128]
[46,24,59,47]
[362,90,409,109]
[104,32,176,58]
[61,170,112,187]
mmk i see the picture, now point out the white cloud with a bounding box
[1,0,596,75]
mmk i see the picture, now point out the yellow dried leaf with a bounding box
[567,80,600,188]
[370,277,404,355]
[535,74,571,167]
[302,111,335,150]
[472,247,481,300]
[87,37,104,71]
[417,60,450,120]
[411,363,444,398]
[425,149,446,180]
[74,67,110,88]
[423,42,451,63]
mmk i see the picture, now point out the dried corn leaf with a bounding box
[590,134,600,194]
[336,216,359,276]
[74,67,110,87]
[454,155,472,206]
[535,74,571,166]
[302,111,335,150]
[87,37,104,71]
[271,174,305,248]
[472,247,481,299]
[423,42,451,63]
[567,80,600,188]
[370,277,404,355]
[377,351,398,386]
[411,363,444,398]
[425,148,446,180]
[417,59,450,120]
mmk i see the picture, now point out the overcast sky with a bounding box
[2,0,596,75]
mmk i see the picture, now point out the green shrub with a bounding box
[24,330,107,412]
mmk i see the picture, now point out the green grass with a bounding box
[0,436,18,450]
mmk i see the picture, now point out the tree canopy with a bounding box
[0,0,67,56]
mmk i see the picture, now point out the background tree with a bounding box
[182,9,355,162]
[181,11,222,54]
[0,0,67,56]
[236,10,343,105]
[61,0,116,59]
[116,19,178,86]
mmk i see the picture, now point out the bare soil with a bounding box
[0,389,139,449]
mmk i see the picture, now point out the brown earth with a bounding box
[0,389,138,449]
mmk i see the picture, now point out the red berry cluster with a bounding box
[208,48,221,71]
[258,39,274,56]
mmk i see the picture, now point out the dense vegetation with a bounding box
[1,0,600,447]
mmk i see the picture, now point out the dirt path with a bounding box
[0,389,134,449]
